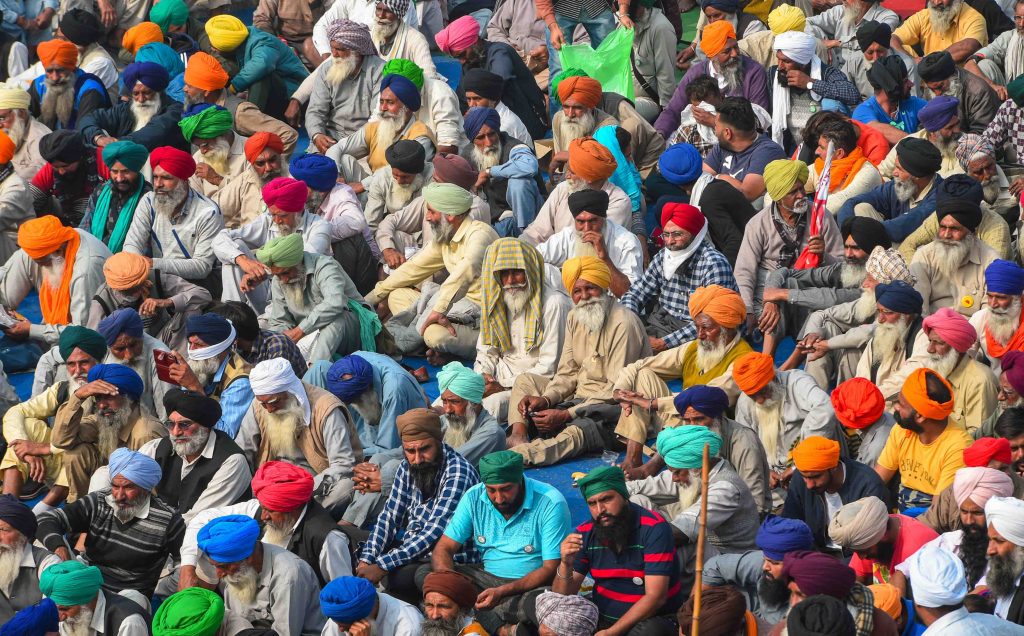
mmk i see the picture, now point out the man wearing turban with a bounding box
[319,574,423,634]
[122,145,225,288]
[72,140,152,259]
[780,553,890,633]
[464,68,532,148]
[981,496,1024,623]
[877,368,974,510]
[421,570,488,635]
[28,39,111,131]
[0,85,49,183]
[37,445,184,599]
[830,377,896,466]
[380,58,468,155]
[973,259,1024,374]
[805,0,900,73]
[413,362,505,462]
[851,279,926,403]
[211,131,289,232]
[214,173,332,314]
[179,104,249,198]
[39,561,149,636]
[56,9,118,94]
[509,256,649,467]
[0,494,61,624]
[876,95,962,182]
[362,139,431,231]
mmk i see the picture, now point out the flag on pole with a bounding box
[794,140,833,270]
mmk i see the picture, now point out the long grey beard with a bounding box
[187,356,221,388]
[113,493,150,524]
[854,288,877,323]
[443,404,478,448]
[201,137,232,177]
[154,181,189,219]
[422,615,468,636]
[933,236,973,281]
[715,59,742,93]
[131,96,161,132]
[987,298,1022,345]
[696,333,731,371]
[262,515,298,547]
[371,18,400,45]
[259,168,282,187]
[754,386,786,466]
[0,537,26,595]
[224,564,260,605]
[388,175,422,210]
[841,2,861,27]
[872,317,911,362]
[573,230,600,259]
[326,54,360,86]
[561,110,596,141]
[986,546,1024,597]
[375,109,410,150]
[572,295,610,334]
[350,389,383,424]
[64,607,95,636]
[172,425,211,458]
[998,395,1023,415]
[41,256,65,290]
[923,347,959,378]
[982,178,1001,205]
[471,144,501,171]
[502,284,531,317]
[6,113,28,149]
[840,261,867,288]
[429,216,456,244]
[40,79,74,128]
[932,131,960,156]
[96,403,133,459]
[677,469,703,508]
[928,0,961,34]
[893,177,920,203]
[263,401,305,459]
[282,279,307,312]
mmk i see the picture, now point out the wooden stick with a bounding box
[691,443,711,636]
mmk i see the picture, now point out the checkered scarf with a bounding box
[955,133,996,172]
[847,583,876,636]
[866,246,916,285]
[381,0,410,18]
[326,18,378,56]
[479,238,544,353]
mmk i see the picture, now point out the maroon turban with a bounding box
[262,177,309,213]
[1002,350,1024,395]
[150,146,197,180]
[781,551,856,600]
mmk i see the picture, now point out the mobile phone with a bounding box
[154,350,180,385]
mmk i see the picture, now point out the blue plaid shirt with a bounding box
[620,240,737,347]
[247,329,307,379]
[360,444,479,570]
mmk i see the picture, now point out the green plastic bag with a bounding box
[558,28,636,101]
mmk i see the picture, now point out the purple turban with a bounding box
[1003,351,1024,394]
[464,106,501,140]
[782,551,856,600]
[918,95,959,133]
[123,61,170,92]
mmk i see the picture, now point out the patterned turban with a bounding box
[557,76,602,110]
[206,15,249,52]
[244,132,283,163]
[252,460,314,512]
[568,137,617,182]
[561,255,611,292]
[262,177,308,213]
[866,246,914,284]
[701,20,736,57]
[184,52,230,91]
[379,0,410,18]
[764,159,809,202]
[153,588,224,636]
[150,146,197,180]
[534,592,599,636]
[733,352,775,395]
[435,15,481,54]
[792,436,840,473]
[831,378,885,429]
[37,40,77,69]
[901,367,954,420]
[326,18,377,55]
[657,425,722,469]
[480,238,544,353]
[122,22,164,55]
[922,307,977,353]
[956,133,996,172]
[688,284,745,328]
[828,496,889,550]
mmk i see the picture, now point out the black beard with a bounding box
[410,459,441,496]
[591,506,635,554]
[873,541,896,567]
[961,524,990,589]
[758,572,791,607]
[894,410,924,434]
[492,485,525,515]
[987,548,1024,597]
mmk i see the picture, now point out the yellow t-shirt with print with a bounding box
[877,424,972,495]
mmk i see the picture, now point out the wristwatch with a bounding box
[806,80,814,91]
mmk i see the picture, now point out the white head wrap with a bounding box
[770,31,821,146]
[772,31,816,65]
[904,544,967,608]
[186,322,236,361]
[827,496,889,551]
[249,357,311,424]
[985,495,1024,546]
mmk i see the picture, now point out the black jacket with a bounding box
[78,96,187,151]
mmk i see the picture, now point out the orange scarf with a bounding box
[18,217,81,326]
[814,146,868,194]
[39,232,80,325]
[986,319,1024,359]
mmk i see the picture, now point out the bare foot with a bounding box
[425,349,451,367]
[506,433,529,449]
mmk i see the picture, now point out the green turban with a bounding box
[1010,74,1024,108]
[102,140,149,173]
[479,450,524,485]
[153,587,225,636]
[256,233,304,268]
[550,67,589,106]
[150,0,189,33]
[657,425,722,470]
[423,182,472,215]
[577,465,628,501]
[39,561,103,606]
[383,58,424,90]
[178,106,233,142]
[763,159,809,203]
[59,325,108,362]
[437,361,484,403]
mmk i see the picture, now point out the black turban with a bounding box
[936,196,983,232]
[384,139,426,174]
[841,217,891,254]
[918,51,956,83]
[163,389,223,428]
[463,68,504,102]
[868,55,907,93]
[39,130,86,164]
[787,595,857,636]
[60,8,103,47]
[938,173,984,207]
[895,137,942,178]
[568,189,609,218]
[855,20,891,51]
[0,493,36,539]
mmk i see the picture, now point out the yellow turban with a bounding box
[0,86,29,110]
[792,436,840,473]
[768,5,806,35]
[700,20,736,58]
[206,15,249,52]
[562,256,611,293]
[687,284,746,328]
[763,159,809,202]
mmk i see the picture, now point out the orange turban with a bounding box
[37,40,78,70]
[901,368,954,420]
[103,252,151,291]
[831,377,885,430]
[562,256,611,293]
[122,22,164,56]
[792,436,841,473]
[688,285,746,329]
[0,129,15,165]
[244,132,284,163]
[732,352,775,395]
[869,584,902,621]
[17,216,80,325]
[701,20,736,57]
[568,138,617,182]
[184,52,230,91]
[557,76,602,110]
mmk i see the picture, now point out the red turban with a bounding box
[964,437,1012,467]
[661,203,705,236]
[922,307,977,354]
[557,76,602,110]
[251,460,314,512]
[831,377,885,429]
[37,40,78,70]
[733,352,775,395]
[150,146,196,180]
[244,132,284,164]
[262,177,308,213]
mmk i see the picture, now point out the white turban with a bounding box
[985,496,1024,546]
[0,85,30,110]
[903,545,967,608]
[773,31,816,65]
[828,496,889,551]
[187,322,236,361]
[249,357,311,424]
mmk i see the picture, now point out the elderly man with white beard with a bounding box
[878,96,963,180]
[382,59,468,156]
[891,0,988,62]
[91,309,172,421]
[180,105,249,199]
[214,177,332,315]
[213,132,289,230]
[548,76,618,175]
[731,351,840,507]
[475,238,572,426]
[975,353,1024,438]
[958,135,1019,225]
[236,357,363,515]
[196,515,325,634]
[0,85,50,182]
[852,280,925,399]
[307,20,384,155]
[0,495,60,624]
[972,260,1024,374]
[984,496,1024,624]
[369,0,436,77]
[37,561,149,636]
[27,40,110,132]
[363,140,432,231]
[122,147,224,292]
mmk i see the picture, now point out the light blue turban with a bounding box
[656,425,722,469]
[108,447,162,490]
[437,361,485,403]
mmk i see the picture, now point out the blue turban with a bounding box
[673,385,730,420]
[290,153,338,193]
[918,95,960,133]
[986,259,1024,296]
[756,515,815,561]
[701,0,739,12]
[108,447,162,489]
[325,355,374,403]
[437,361,485,403]
[123,61,170,93]
[874,280,923,315]
[0,599,58,636]
[320,576,378,622]
[186,314,232,344]
[87,363,144,402]
[97,307,145,345]
[656,425,722,469]
[0,493,36,538]
[381,73,421,111]
[135,42,185,77]
[197,515,261,563]
[659,143,703,186]
[464,106,501,141]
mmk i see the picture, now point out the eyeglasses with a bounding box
[163,419,198,431]
[662,231,690,240]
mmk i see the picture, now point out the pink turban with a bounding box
[262,177,308,213]
[922,307,977,353]
[952,466,1013,509]
[251,460,314,512]
[435,15,480,53]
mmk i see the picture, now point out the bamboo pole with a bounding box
[691,443,711,636]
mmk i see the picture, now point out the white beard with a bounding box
[282,278,307,312]
[572,230,601,259]
[41,254,65,290]
[350,389,382,425]
[676,469,703,509]
[932,236,973,281]
[561,110,596,141]
[841,2,861,27]
[326,55,360,86]
[854,287,878,323]
[754,388,786,466]
[924,347,960,378]
[40,79,73,128]
[998,395,1023,415]
[387,174,422,210]
[872,317,911,363]
[201,137,232,177]
[154,181,189,219]
[375,108,410,150]
[567,176,594,194]
[471,143,501,171]
[988,298,1022,345]
[95,402,134,459]
[429,216,456,244]
[840,261,867,289]
[443,404,478,448]
[982,178,1001,205]
[0,537,26,595]
[172,425,211,458]
[68,374,86,393]
[715,58,742,93]
[893,177,920,203]
[262,399,305,459]
[224,563,260,605]
[187,356,221,388]
[371,18,400,45]
[6,113,28,149]
[571,295,609,334]
[696,333,732,371]
[113,492,149,524]
[261,515,297,547]
[131,96,161,132]
[64,607,95,636]
[929,0,961,34]
[501,283,531,317]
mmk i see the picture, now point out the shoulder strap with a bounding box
[629,48,659,103]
